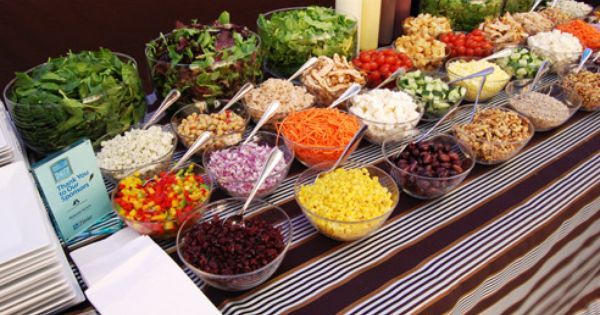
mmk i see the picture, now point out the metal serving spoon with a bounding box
[374,67,406,90]
[327,125,368,172]
[142,89,181,129]
[418,67,495,141]
[287,57,319,82]
[575,48,593,73]
[328,83,363,109]
[170,131,212,171]
[226,148,285,227]
[219,82,254,113]
[481,48,514,62]
[242,101,281,145]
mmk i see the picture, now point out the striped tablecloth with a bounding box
[199,110,600,315]
[65,81,599,314]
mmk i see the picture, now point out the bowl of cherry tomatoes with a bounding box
[352,49,413,88]
[439,29,494,59]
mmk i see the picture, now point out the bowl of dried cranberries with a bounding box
[176,197,292,291]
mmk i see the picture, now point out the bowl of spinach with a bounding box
[145,12,261,112]
[257,6,358,78]
[3,48,147,155]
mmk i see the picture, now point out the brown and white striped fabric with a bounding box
[200,111,600,315]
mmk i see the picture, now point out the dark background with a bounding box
[1,0,597,96]
[0,0,336,95]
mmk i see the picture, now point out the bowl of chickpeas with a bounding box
[170,100,250,154]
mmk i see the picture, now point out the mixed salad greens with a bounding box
[503,0,534,14]
[257,6,358,77]
[420,0,503,31]
[7,49,146,154]
[397,71,466,119]
[495,48,545,79]
[146,12,261,110]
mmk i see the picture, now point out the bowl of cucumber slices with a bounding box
[396,70,466,121]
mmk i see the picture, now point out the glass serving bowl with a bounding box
[170,100,250,155]
[111,163,214,239]
[396,71,466,121]
[382,134,475,200]
[450,105,535,165]
[527,45,582,73]
[241,81,315,130]
[202,131,294,198]
[145,30,261,113]
[3,52,146,155]
[257,6,358,78]
[492,45,548,80]
[294,161,399,241]
[392,42,450,73]
[176,197,292,291]
[557,63,600,112]
[445,56,512,102]
[97,124,178,183]
[280,110,363,170]
[348,92,424,144]
[505,80,582,131]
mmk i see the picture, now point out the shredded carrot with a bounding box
[556,20,600,50]
[277,108,360,167]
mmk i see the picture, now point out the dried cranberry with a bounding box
[181,216,284,275]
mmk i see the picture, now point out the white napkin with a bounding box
[73,230,220,315]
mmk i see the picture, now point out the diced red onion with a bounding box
[207,143,288,196]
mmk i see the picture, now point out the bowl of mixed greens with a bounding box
[419,0,503,31]
[3,48,146,155]
[146,12,261,112]
[257,6,358,78]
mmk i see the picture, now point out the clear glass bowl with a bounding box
[557,63,600,112]
[170,100,250,155]
[382,134,475,200]
[241,81,315,130]
[111,163,214,239]
[527,45,581,73]
[445,56,511,102]
[281,111,363,170]
[145,30,261,113]
[202,131,294,198]
[257,6,358,78]
[176,197,292,291]
[505,80,582,131]
[294,161,399,241]
[420,0,503,31]
[3,52,146,155]
[450,106,535,165]
[396,71,466,121]
[96,124,177,183]
[348,93,424,145]
[392,41,450,73]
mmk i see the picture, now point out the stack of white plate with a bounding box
[0,110,15,166]
[0,161,85,314]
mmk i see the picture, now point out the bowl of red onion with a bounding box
[202,131,294,198]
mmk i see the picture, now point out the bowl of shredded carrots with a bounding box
[278,108,362,169]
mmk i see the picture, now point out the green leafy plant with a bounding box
[257,6,358,77]
[6,48,146,154]
[420,0,503,31]
[145,12,261,111]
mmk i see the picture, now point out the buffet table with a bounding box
[64,81,599,314]
[2,1,599,314]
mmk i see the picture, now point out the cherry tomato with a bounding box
[375,54,386,65]
[457,46,466,55]
[379,63,390,73]
[369,71,382,82]
[382,49,394,56]
[473,47,483,57]
[360,54,371,63]
[466,48,475,56]
[353,59,362,68]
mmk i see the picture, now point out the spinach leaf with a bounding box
[7,48,146,154]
